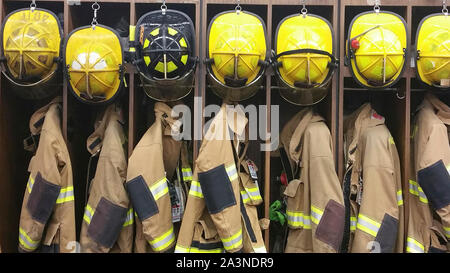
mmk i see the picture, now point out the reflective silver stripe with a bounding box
[226,164,238,181]
[123,208,134,227]
[409,180,428,203]
[189,181,204,198]
[444,227,450,239]
[27,175,35,193]
[286,211,311,229]
[356,214,380,237]
[150,178,169,201]
[310,206,323,225]
[19,228,39,251]
[397,190,403,206]
[149,227,175,251]
[350,217,357,231]
[241,191,250,203]
[56,186,74,204]
[83,205,94,224]
[182,168,193,181]
[406,237,425,253]
[246,187,262,200]
[221,229,242,250]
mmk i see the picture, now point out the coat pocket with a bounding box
[87,197,127,248]
[418,160,450,210]
[283,179,306,229]
[240,172,263,206]
[126,175,158,221]
[374,213,398,253]
[198,164,236,214]
[315,199,345,251]
[27,172,61,224]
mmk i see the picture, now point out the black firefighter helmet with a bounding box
[134,9,197,102]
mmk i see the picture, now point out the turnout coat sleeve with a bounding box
[18,98,76,253]
[176,104,245,253]
[351,125,404,253]
[407,95,450,253]
[126,103,179,253]
[80,105,133,253]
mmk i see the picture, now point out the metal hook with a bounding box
[374,0,381,14]
[30,0,36,12]
[236,0,242,15]
[443,0,448,15]
[91,2,100,29]
[396,91,405,100]
[161,0,167,15]
[301,0,307,17]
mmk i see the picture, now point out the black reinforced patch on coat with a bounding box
[88,137,102,151]
[198,164,236,214]
[240,196,257,243]
[39,244,60,253]
[315,199,345,251]
[33,117,45,129]
[374,213,398,253]
[191,240,224,250]
[126,175,158,221]
[418,160,450,210]
[428,247,446,253]
[27,172,61,224]
[87,197,127,248]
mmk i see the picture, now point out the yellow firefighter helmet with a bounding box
[416,14,450,90]
[273,13,338,105]
[1,8,62,99]
[64,25,124,105]
[206,10,268,102]
[346,11,407,89]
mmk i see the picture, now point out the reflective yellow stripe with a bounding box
[19,228,39,251]
[149,226,175,252]
[310,205,324,225]
[123,208,134,227]
[253,245,267,253]
[245,186,262,201]
[397,190,403,206]
[444,226,450,239]
[174,244,190,253]
[182,168,193,181]
[226,164,238,182]
[56,186,74,204]
[240,191,251,204]
[189,180,204,198]
[356,214,380,237]
[286,210,311,229]
[350,216,357,231]
[409,180,429,204]
[27,175,35,193]
[406,237,425,253]
[389,137,395,145]
[83,204,94,224]
[150,177,169,201]
[221,229,242,251]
